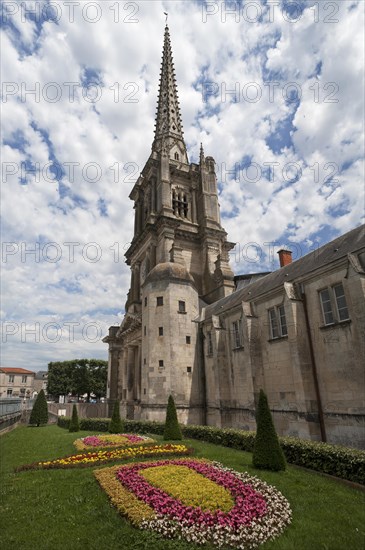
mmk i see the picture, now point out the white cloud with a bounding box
[1,0,364,370]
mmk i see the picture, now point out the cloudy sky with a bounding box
[1,0,364,372]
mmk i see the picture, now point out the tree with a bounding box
[47,359,108,401]
[69,404,80,432]
[163,395,182,440]
[29,389,48,427]
[109,402,124,434]
[47,361,73,398]
[252,389,286,471]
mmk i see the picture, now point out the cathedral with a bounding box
[104,25,365,449]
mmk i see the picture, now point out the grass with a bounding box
[0,425,364,550]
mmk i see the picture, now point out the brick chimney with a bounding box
[277,248,292,268]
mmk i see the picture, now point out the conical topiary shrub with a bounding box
[69,404,80,432]
[29,389,48,427]
[252,389,286,471]
[109,401,124,434]
[163,395,182,440]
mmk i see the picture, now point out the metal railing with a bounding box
[0,398,22,417]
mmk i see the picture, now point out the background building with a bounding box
[33,371,48,396]
[0,367,35,399]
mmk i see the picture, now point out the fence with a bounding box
[0,398,22,417]
[0,399,109,433]
[48,402,108,419]
[0,398,23,433]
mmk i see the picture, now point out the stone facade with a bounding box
[199,229,365,448]
[0,367,35,399]
[33,371,48,395]
[104,25,365,449]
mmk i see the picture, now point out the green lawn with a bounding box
[0,425,364,550]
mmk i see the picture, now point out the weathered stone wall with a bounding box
[201,258,365,449]
[141,273,204,425]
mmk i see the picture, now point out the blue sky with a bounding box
[1,0,364,371]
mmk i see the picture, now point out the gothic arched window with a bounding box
[183,194,188,217]
[172,189,189,219]
[172,190,177,215]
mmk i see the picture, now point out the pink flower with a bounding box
[116,459,267,530]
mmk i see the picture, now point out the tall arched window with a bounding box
[183,194,188,217]
[172,189,189,219]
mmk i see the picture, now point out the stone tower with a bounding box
[104,24,235,422]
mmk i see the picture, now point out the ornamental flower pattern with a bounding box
[74,433,154,451]
[15,444,192,472]
[117,460,267,529]
[94,459,292,549]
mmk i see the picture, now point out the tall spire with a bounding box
[152,24,188,162]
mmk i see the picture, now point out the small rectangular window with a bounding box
[8,375,14,383]
[144,296,147,307]
[159,360,164,368]
[269,308,280,339]
[157,296,163,306]
[143,388,146,395]
[144,358,146,365]
[187,367,192,373]
[178,300,186,313]
[21,375,27,383]
[319,289,335,325]
[278,305,288,336]
[333,283,349,321]
[232,320,242,349]
[319,283,350,325]
[7,389,12,396]
[144,326,147,336]
[269,306,288,339]
[186,336,191,344]
[159,327,163,336]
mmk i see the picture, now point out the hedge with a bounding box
[57,417,365,484]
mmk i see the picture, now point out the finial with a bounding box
[164,12,168,23]
[200,142,205,164]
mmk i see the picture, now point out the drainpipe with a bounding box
[301,284,327,442]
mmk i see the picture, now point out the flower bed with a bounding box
[58,416,365,484]
[74,433,155,451]
[15,444,192,472]
[94,459,292,549]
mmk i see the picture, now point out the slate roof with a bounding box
[34,371,48,380]
[203,224,365,320]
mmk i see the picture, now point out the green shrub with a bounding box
[125,419,165,435]
[57,416,71,429]
[69,405,80,433]
[280,437,365,485]
[29,390,48,427]
[56,415,365,484]
[252,389,286,471]
[163,395,182,440]
[108,402,124,434]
